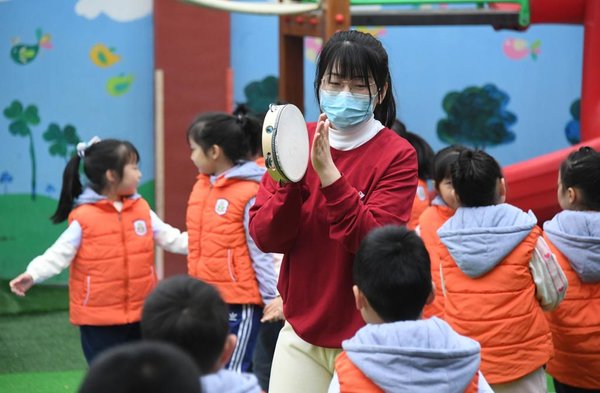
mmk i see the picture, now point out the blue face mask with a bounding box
[319,90,375,130]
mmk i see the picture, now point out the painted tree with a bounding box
[565,99,580,145]
[43,123,81,162]
[437,84,517,149]
[3,100,40,199]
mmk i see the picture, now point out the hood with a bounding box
[544,210,600,283]
[343,317,480,393]
[222,161,265,183]
[75,186,140,206]
[200,369,262,393]
[437,204,536,278]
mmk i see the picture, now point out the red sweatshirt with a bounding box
[249,123,417,347]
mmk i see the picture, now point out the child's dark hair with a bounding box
[353,225,432,322]
[315,30,396,128]
[433,145,468,190]
[560,146,600,210]
[187,112,262,162]
[141,275,229,374]
[78,341,201,393]
[452,149,503,207]
[391,121,434,180]
[51,139,139,224]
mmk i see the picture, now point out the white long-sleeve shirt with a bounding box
[26,206,187,284]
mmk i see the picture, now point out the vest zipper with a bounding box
[82,275,91,306]
[119,211,130,320]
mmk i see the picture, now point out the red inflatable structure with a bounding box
[501,0,600,222]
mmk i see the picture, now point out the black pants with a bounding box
[554,378,600,393]
[80,322,142,365]
[252,320,284,392]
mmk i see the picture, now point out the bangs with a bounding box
[327,44,373,82]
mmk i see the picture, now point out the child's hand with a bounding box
[261,296,284,323]
[311,114,341,188]
[9,273,34,296]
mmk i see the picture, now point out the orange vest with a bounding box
[544,234,600,389]
[335,350,479,393]
[418,204,455,319]
[407,179,430,230]
[186,174,262,305]
[440,226,553,384]
[68,198,155,326]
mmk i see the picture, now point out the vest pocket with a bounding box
[82,275,91,306]
[227,249,237,282]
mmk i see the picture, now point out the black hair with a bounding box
[433,145,468,190]
[354,225,432,322]
[51,139,140,223]
[141,275,229,374]
[315,30,396,128]
[390,122,434,180]
[560,146,600,210]
[187,112,262,162]
[452,149,503,207]
[78,341,201,393]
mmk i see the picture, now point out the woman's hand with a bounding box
[9,273,34,297]
[261,296,284,322]
[311,113,341,188]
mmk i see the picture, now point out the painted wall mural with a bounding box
[0,0,154,283]
[437,84,517,149]
[565,98,580,145]
[231,15,582,168]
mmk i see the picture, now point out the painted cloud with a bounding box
[75,0,152,22]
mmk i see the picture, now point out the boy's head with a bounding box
[451,149,505,207]
[78,341,201,393]
[141,275,234,374]
[353,225,432,323]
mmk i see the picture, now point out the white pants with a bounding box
[268,322,342,393]
[491,367,547,393]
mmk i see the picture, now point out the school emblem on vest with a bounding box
[215,198,229,215]
[133,220,147,236]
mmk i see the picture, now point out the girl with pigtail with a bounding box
[10,138,188,364]
[186,112,278,374]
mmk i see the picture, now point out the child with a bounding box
[328,225,492,393]
[417,145,466,319]
[438,149,567,392]
[9,138,187,364]
[141,275,262,393]
[186,112,278,373]
[78,341,201,393]
[249,30,417,393]
[391,120,435,230]
[543,146,600,393]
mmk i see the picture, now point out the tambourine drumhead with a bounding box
[262,104,309,183]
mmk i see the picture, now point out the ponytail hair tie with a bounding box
[76,136,101,158]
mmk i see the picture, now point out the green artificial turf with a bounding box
[0,370,84,393]
[0,310,86,374]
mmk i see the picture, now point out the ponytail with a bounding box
[237,113,262,159]
[188,112,261,162]
[50,154,83,223]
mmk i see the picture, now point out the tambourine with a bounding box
[262,104,309,183]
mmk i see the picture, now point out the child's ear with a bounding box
[105,169,117,184]
[497,178,507,203]
[210,144,222,160]
[353,285,366,311]
[567,186,578,206]
[426,281,436,305]
[215,334,237,371]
